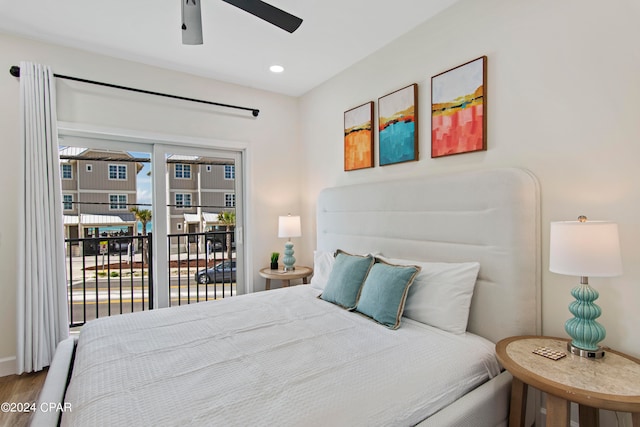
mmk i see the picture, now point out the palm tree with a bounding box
[130,207,152,235]
[217,210,235,262]
[130,207,152,265]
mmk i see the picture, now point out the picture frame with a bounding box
[344,101,374,171]
[378,84,418,166]
[431,56,487,158]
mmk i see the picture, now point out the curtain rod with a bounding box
[9,65,259,117]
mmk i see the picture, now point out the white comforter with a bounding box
[62,286,500,426]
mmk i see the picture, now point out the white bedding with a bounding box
[62,286,501,427]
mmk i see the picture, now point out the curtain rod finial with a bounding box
[10,66,20,77]
[252,109,259,117]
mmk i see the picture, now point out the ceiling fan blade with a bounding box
[222,0,302,33]
[182,0,203,45]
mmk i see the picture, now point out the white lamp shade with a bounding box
[278,215,301,238]
[549,220,623,277]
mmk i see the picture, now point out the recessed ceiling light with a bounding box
[270,65,284,73]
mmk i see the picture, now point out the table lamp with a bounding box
[549,216,623,359]
[278,214,301,271]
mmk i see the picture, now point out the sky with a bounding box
[130,151,152,208]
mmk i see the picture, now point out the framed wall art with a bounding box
[378,84,418,166]
[344,101,374,171]
[431,56,487,158]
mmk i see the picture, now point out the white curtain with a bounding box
[16,61,69,374]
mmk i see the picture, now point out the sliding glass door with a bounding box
[58,127,245,325]
[152,144,244,308]
[58,138,153,326]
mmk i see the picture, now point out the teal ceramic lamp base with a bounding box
[282,241,296,271]
[564,280,606,359]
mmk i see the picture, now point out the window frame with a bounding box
[175,193,192,209]
[109,194,128,210]
[62,194,73,211]
[224,165,235,180]
[61,164,73,180]
[175,163,192,179]
[225,193,236,208]
[108,164,127,180]
[57,121,249,304]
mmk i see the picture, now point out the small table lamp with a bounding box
[549,216,623,359]
[278,214,301,271]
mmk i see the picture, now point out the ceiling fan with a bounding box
[181,0,303,45]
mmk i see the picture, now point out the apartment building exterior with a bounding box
[60,147,142,241]
[60,148,236,243]
[167,155,236,236]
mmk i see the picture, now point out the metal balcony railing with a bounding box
[65,234,153,328]
[65,231,236,328]
[167,230,237,306]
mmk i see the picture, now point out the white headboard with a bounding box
[316,167,541,343]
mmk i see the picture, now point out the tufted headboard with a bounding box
[316,167,541,343]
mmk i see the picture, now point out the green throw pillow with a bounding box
[320,250,375,309]
[355,260,420,329]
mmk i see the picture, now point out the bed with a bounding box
[33,167,541,427]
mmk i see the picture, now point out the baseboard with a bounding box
[0,356,17,377]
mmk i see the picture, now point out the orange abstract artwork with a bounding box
[431,56,487,158]
[344,102,374,171]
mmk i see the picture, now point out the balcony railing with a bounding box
[66,234,153,327]
[65,231,236,328]
[167,230,236,306]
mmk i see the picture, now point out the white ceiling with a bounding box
[0,0,459,97]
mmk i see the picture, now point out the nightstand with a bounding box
[496,336,640,427]
[259,266,313,290]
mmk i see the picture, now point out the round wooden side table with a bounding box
[496,336,640,427]
[259,266,313,290]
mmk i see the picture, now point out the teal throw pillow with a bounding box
[355,260,420,329]
[320,250,375,309]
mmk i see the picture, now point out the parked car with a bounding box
[205,237,224,252]
[195,260,236,284]
[109,239,131,253]
[205,233,236,253]
[82,238,132,255]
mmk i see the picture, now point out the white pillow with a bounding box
[379,256,480,335]
[309,250,336,291]
[310,250,382,291]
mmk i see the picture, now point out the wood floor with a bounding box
[0,369,47,427]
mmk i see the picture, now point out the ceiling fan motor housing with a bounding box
[182,0,203,45]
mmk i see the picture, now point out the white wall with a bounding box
[299,0,640,358]
[300,3,640,423]
[0,34,302,374]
